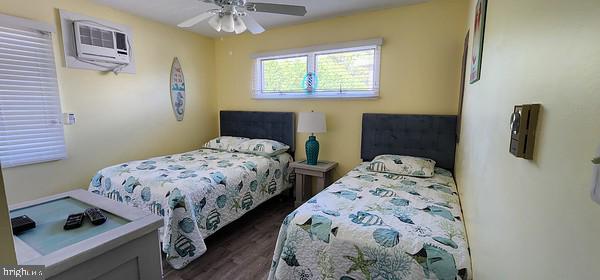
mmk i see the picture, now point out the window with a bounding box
[0,14,66,167]
[261,56,307,93]
[253,38,382,99]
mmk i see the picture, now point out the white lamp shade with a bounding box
[298,112,327,133]
[221,14,235,33]
[234,16,247,34]
[208,15,222,32]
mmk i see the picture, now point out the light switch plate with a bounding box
[63,113,76,125]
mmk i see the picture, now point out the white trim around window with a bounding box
[252,38,383,100]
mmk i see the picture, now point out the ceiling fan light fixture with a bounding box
[234,16,247,34]
[178,1,306,34]
[221,13,235,33]
[208,14,222,32]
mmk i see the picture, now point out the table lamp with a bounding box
[298,112,327,165]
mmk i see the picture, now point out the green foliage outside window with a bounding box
[316,50,374,91]
[262,56,307,93]
[261,49,375,94]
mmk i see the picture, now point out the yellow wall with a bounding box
[215,0,468,181]
[0,0,217,204]
[3,0,598,277]
[455,0,600,278]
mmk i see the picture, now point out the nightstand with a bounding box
[9,190,163,279]
[290,160,338,207]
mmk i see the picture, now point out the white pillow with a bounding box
[368,155,436,178]
[203,136,250,152]
[233,139,289,157]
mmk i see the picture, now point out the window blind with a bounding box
[0,22,66,167]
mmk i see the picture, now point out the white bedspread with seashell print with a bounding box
[269,163,471,280]
[89,149,293,269]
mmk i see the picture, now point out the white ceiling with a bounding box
[93,0,427,37]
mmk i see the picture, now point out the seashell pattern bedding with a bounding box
[89,148,293,269]
[269,162,471,280]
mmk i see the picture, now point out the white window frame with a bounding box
[252,38,383,100]
[0,13,67,168]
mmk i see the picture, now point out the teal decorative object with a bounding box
[302,72,319,94]
[305,135,320,165]
[298,112,327,166]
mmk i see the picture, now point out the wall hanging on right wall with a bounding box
[457,30,470,142]
[509,104,541,160]
[591,146,600,205]
[470,0,488,84]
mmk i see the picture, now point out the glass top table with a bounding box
[10,197,129,256]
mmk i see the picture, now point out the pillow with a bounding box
[203,136,250,152]
[368,155,436,178]
[233,139,290,157]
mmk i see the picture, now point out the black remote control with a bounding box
[11,215,36,234]
[64,213,85,230]
[85,208,107,226]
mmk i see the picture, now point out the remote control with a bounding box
[11,215,36,234]
[64,213,85,230]
[85,208,107,226]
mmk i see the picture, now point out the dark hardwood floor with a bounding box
[162,195,295,280]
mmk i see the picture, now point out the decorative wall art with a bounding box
[470,0,488,84]
[170,57,185,121]
[457,30,470,142]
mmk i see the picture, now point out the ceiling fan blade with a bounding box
[246,3,307,16]
[241,16,265,34]
[177,11,214,28]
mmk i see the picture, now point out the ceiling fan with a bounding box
[177,0,307,34]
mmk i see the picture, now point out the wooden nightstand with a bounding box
[290,160,338,207]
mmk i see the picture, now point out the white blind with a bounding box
[0,22,66,167]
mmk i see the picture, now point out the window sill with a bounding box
[253,92,380,100]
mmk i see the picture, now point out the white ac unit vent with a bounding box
[73,22,130,64]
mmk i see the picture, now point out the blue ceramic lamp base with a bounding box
[305,135,320,165]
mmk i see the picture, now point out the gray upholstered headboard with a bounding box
[220,111,295,153]
[361,114,457,171]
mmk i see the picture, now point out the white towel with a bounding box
[591,146,600,205]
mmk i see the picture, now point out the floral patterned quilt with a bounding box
[88,149,293,269]
[269,163,471,280]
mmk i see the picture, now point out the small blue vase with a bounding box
[305,135,320,165]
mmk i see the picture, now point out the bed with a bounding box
[88,111,296,269]
[269,114,472,280]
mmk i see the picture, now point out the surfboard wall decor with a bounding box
[170,57,185,121]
